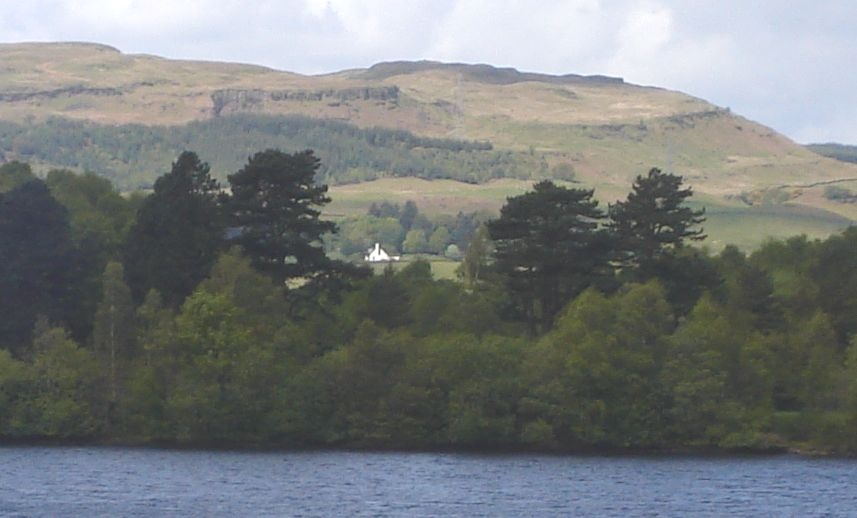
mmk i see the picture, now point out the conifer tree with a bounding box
[0,179,79,351]
[609,167,705,277]
[226,149,343,285]
[487,181,611,333]
[123,151,224,306]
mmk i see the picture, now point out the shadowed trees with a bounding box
[608,168,713,313]
[226,149,366,289]
[487,181,612,334]
[0,161,36,193]
[227,150,335,285]
[45,169,136,265]
[609,167,706,279]
[123,151,224,306]
[0,179,81,351]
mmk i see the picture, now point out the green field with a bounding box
[702,204,852,250]
[327,177,548,217]
[330,178,855,252]
[367,254,460,280]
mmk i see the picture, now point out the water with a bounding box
[0,447,855,517]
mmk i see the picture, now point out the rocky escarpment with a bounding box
[210,86,400,116]
[0,85,123,102]
[361,60,624,85]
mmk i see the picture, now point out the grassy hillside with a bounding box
[328,178,853,251]
[2,42,856,248]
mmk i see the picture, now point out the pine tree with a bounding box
[0,180,79,351]
[609,167,705,277]
[122,151,224,306]
[226,149,339,285]
[487,181,611,333]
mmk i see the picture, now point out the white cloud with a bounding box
[57,0,237,37]
[295,0,447,66]
[428,0,608,73]
[611,1,673,63]
[304,0,330,18]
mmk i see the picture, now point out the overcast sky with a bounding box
[1,0,855,144]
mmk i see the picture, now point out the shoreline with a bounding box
[0,436,849,459]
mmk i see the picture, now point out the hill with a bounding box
[2,42,856,247]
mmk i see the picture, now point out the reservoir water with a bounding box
[0,447,855,516]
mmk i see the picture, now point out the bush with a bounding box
[520,419,556,448]
[823,185,856,202]
[444,244,462,260]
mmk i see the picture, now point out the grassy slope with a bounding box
[326,178,543,216]
[2,42,856,249]
[366,254,461,280]
[329,178,853,251]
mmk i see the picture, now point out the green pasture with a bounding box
[330,178,855,253]
[691,196,853,251]
[367,254,460,280]
[327,178,549,217]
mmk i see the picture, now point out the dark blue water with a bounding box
[0,448,855,517]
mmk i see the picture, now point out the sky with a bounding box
[1,0,855,144]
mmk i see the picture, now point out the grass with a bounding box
[703,204,852,251]
[367,254,460,280]
[684,190,853,250]
[327,177,546,217]
[330,178,854,252]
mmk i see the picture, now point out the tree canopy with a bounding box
[487,181,611,333]
[0,161,36,193]
[609,167,705,278]
[226,149,340,286]
[123,151,224,306]
[4,155,857,455]
[0,179,80,350]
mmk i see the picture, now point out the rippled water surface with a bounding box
[1,447,856,516]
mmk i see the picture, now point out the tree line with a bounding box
[0,115,558,190]
[333,201,483,260]
[1,154,856,453]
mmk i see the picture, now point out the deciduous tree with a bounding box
[0,161,36,193]
[93,261,135,419]
[402,229,428,254]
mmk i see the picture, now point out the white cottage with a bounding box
[364,242,400,262]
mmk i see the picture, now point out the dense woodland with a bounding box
[0,115,557,189]
[808,143,857,165]
[1,153,857,454]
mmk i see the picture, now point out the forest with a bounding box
[1,152,857,454]
[808,143,857,165]
[0,115,556,189]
